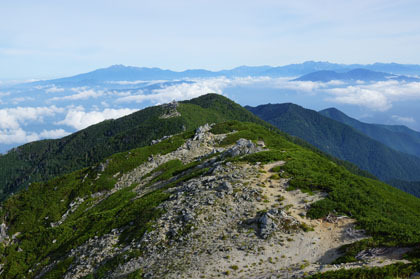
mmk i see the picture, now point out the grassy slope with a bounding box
[1,121,420,278]
[247,103,420,197]
[0,94,268,200]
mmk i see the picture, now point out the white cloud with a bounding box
[0,92,10,104]
[49,88,104,101]
[325,81,420,111]
[277,80,325,92]
[45,85,65,93]
[0,128,39,144]
[107,80,167,85]
[0,128,70,144]
[116,82,219,104]
[0,106,68,145]
[11,97,26,103]
[326,86,392,111]
[109,90,131,97]
[39,128,70,138]
[148,77,420,113]
[116,77,275,104]
[391,115,416,124]
[101,101,109,107]
[11,97,35,104]
[113,77,350,105]
[4,76,420,146]
[57,107,138,130]
[0,106,64,130]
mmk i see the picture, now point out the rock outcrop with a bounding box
[159,100,181,119]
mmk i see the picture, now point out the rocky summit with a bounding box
[1,116,420,278]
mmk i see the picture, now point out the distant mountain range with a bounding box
[247,103,420,197]
[294,68,420,82]
[30,61,420,85]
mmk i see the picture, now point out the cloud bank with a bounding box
[3,76,420,149]
[115,77,420,113]
[49,88,105,101]
[126,77,420,113]
[45,85,65,93]
[57,107,138,130]
[0,106,69,146]
[0,128,70,145]
[391,115,416,124]
[116,77,274,104]
[325,81,420,111]
[0,106,64,130]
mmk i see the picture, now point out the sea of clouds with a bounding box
[1,76,420,153]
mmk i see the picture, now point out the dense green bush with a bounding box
[308,261,420,279]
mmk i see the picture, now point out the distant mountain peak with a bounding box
[108,64,127,68]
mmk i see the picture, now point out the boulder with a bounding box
[258,212,277,239]
[227,139,263,157]
[193,123,212,141]
[217,181,233,194]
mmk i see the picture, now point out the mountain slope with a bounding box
[247,103,420,197]
[319,107,420,158]
[0,94,269,200]
[1,121,420,278]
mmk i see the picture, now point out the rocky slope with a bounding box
[2,117,420,278]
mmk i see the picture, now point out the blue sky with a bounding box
[2,0,420,80]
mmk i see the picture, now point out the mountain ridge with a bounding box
[319,107,420,158]
[1,120,420,278]
[29,61,420,85]
[247,103,420,197]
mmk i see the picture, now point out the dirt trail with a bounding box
[191,162,370,279]
[254,162,411,278]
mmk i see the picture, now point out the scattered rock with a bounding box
[0,222,7,242]
[151,135,173,145]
